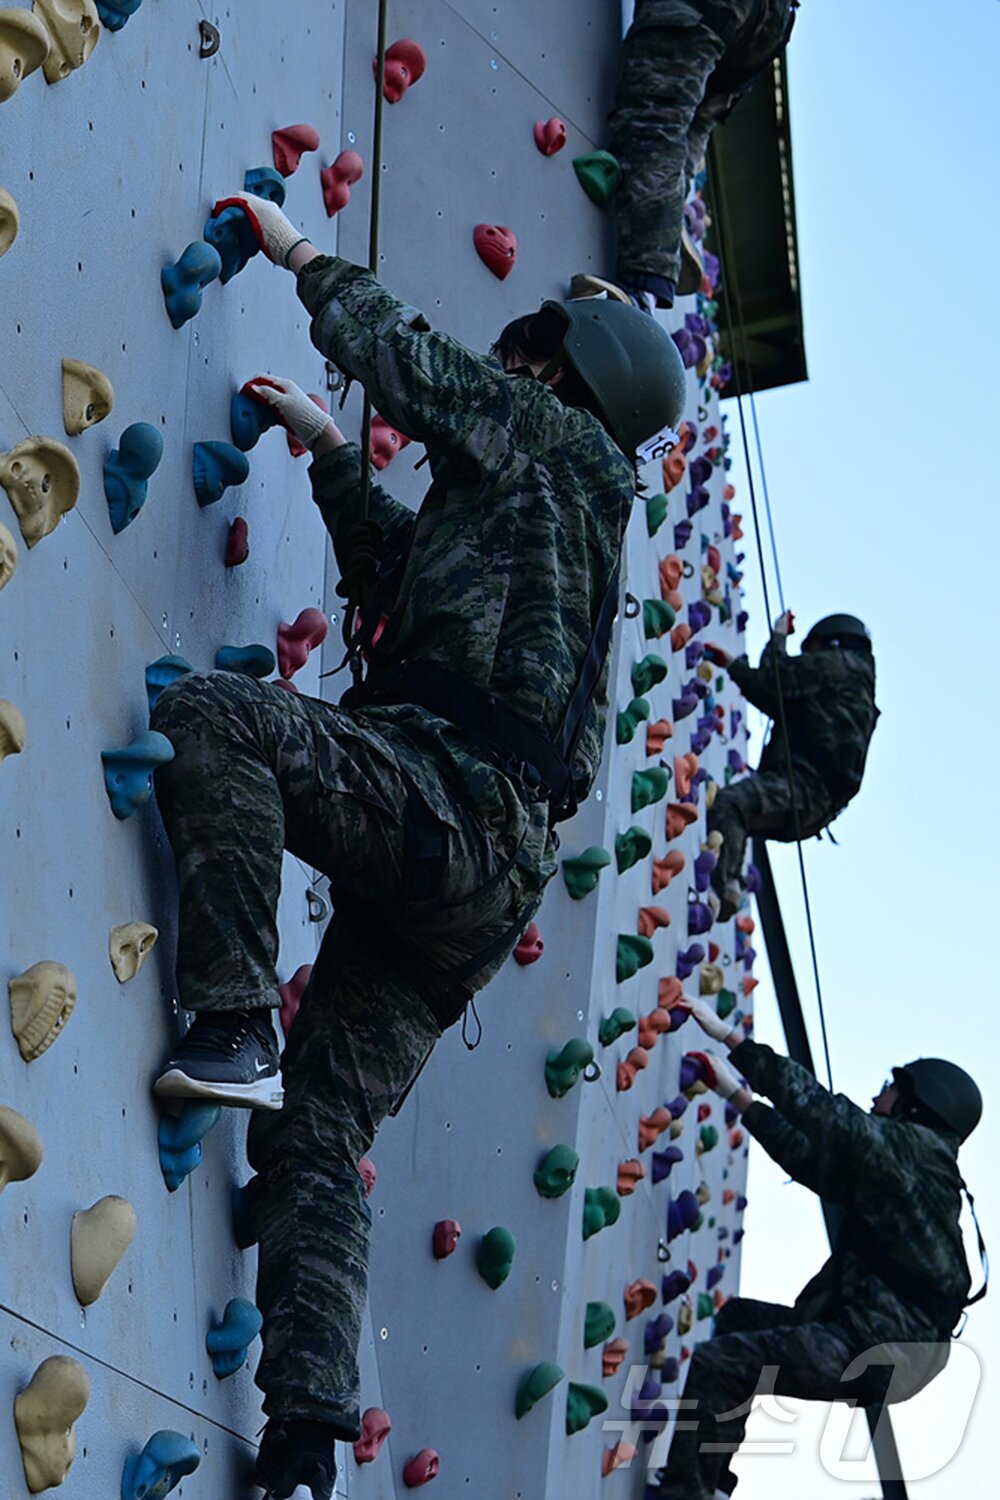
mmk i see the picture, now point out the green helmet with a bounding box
[542,298,687,457]
[802,614,872,652]
[894,1059,983,1142]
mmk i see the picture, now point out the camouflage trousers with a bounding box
[708,768,835,891]
[608,0,794,297]
[151,670,551,1433]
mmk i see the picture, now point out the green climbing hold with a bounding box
[475,1226,517,1289]
[584,1301,616,1348]
[646,492,669,536]
[643,599,676,639]
[616,933,654,983]
[566,1381,610,1435]
[615,826,653,873]
[697,1292,715,1321]
[515,1361,565,1419]
[699,1124,719,1153]
[631,654,668,698]
[583,1186,621,1240]
[534,1144,580,1200]
[616,696,651,745]
[631,767,669,814]
[562,845,612,899]
[545,1038,595,1098]
[572,150,621,205]
[598,1007,636,1047]
[716,988,737,1020]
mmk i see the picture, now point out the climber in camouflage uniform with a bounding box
[658,999,984,1500]
[148,192,687,1500]
[704,610,879,920]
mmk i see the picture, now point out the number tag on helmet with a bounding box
[636,424,681,467]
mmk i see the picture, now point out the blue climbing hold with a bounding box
[204,204,261,284]
[121,1430,200,1500]
[206,1297,263,1378]
[157,1102,222,1192]
[104,423,164,535]
[101,731,174,819]
[244,166,287,205]
[97,0,142,30]
[230,384,279,452]
[192,441,250,507]
[145,656,192,716]
[215,643,276,678]
[161,241,222,330]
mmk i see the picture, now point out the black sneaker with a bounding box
[254,1420,338,1500]
[153,1010,283,1110]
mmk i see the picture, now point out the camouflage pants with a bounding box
[708,768,835,891]
[608,0,793,295]
[151,670,551,1433]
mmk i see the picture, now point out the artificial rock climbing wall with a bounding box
[0,3,754,1498]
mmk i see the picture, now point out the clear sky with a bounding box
[718,2,1000,1496]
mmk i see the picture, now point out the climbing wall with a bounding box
[0,3,754,1498]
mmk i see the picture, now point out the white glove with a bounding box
[772,609,796,637]
[686,1050,752,1111]
[246,376,333,450]
[680,997,740,1047]
[211,192,309,267]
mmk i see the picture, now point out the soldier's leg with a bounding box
[709,770,805,889]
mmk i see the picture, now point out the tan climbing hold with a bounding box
[0,436,80,547]
[0,8,50,102]
[14,1356,89,1493]
[0,699,25,761]
[0,520,17,587]
[699,962,724,996]
[109,921,158,983]
[0,186,19,256]
[0,1104,43,1191]
[71,1194,137,1305]
[33,1,99,84]
[9,961,77,1061]
[61,357,114,435]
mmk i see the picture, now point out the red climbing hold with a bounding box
[272,124,321,177]
[697,1103,712,1122]
[707,941,720,963]
[357,1156,377,1197]
[279,964,312,1036]
[277,607,329,680]
[403,1448,440,1488]
[473,223,517,280]
[432,1219,462,1259]
[287,394,329,458]
[370,414,412,470]
[354,1407,391,1465]
[742,976,759,997]
[321,150,364,217]
[637,905,671,939]
[533,117,567,155]
[377,39,427,103]
[624,1279,657,1320]
[513,921,544,965]
[225,517,249,568]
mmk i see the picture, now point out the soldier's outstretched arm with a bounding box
[741,1099,849,1203]
[309,442,415,579]
[728,634,829,717]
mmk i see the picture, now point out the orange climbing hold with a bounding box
[673,752,699,798]
[735,915,755,935]
[651,850,685,893]
[272,124,320,177]
[665,802,698,841]
[616,1047,649,1092]
[637,905,671,939]
[662,445,687,493]
[670,622,692,653]
[616,1158,645,1196]
[370,415,412,470]
[659,554,686,597]
[602,1337,629,1377]
[637,1008,672,1049]
[624,1279,657,1320]
[603,1441,637,1477]
[658,976,684,1009]
[638,1107,672,1151]
[742,976,759,997]
[646,718,674,756]
[730,1127,745,1149]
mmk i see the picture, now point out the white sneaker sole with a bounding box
[153,1068,284,1110]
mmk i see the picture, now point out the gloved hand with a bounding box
[678,997,741,1048]
[685,1050,752,1112]
[211,193,309,267]
[246,376,334,451]
[773,609,795,636]
[703,642,733,668]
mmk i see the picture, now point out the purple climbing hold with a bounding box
[685,641,704,669]
[694,848,717,892]
[644,1313,674,1355]
[706,1264,725,1291]
[685,312,712,339]
[651,1145,684,1183]
[736,1195,748,1212]
[674,518,694,550]
[671,327,703,369]
[667,1189,701,1241]
[689,455,713,487]
[744,863,762,894]
[689,728,712,755]
[660,1355,681,1383]
[661,1268,692,1305]
[676,943,705,981]
[672,691,699,721]
[687,901,713,936]
[688,599,712,634]
[666,1094,689,1120]
[686,484,710,518]
[737,609,749,633]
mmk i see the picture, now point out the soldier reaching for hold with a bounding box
[147,193,687,1499]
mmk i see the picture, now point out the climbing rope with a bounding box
[706,132,834,1090]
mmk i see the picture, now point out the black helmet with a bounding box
[893,1059,983,1142]
[542,298,687,457]
[802,614,872,653]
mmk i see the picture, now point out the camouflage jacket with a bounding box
[727,635,878,804]
[298,256,637,812]
[735,1040,971,1353]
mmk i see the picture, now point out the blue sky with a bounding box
[719,3,1000,1495]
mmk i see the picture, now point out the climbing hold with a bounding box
[533,116,567,154]
[278,963,311,1036]
[616,696,650,744]
[0,435,80,547]
[0,8,49,101]
[698,961,723,996]
[475,1226,516,1289]
[432,1218,462,1258]
[631,768,669,814]
[566,1381,609,1435]
[229,380,281,451]
[206,1297,263,1378]
[615,1046,648,1091]
[109,922,158,983]
[96,0,142,31]
[545,1037,595,1097]
[661,1268,692,1305]
[638,1108,672,1152]
[742,975,759,998]
[0,1105,43,1192]
[616,1158,645,1196]
[277,607,329,679]
[644,1311,674,1355]
[0,187,19,255]
[651,854,685,899]
[687,900,713,936]
[562,845,611,899]
[676,947,705,985]
[225,517,249,567]
[204,203,261,283]
[637,1007,672,1050]
[0,699,25,763]
[104,422,164,534]
[473,223,517,280]
[61,358,113,435]
[14,1357,89,1493]
[716,988,737,1020]
[603,1439,637,1475]
[706,1263,725,1291]
[354,1407,392,1464]
[584,1301,616,1348]
[214,643,276,677]
[402,1448,439,1487]
[244,166,286,205]
[8,961,76,1062]
[369,413,412,469]
[673,752,699,798]
[624,1279,657,1320]
[121,1431,200,1500]
[377,38,426,103]
[513,921,544,964]
[157,1101,221,1192]
[643,599,676,639]
[616,934,654,983]
[697,1124,719,1155]
[599,1007,636,1047]
[667,1189,701,1241]
[101,730,174,819]
[670,622,693,654]
[645,718,673,755]
[602,1337,629,1377]
[144,655,192,714]
[696,1292,715,1321]
[272,122,320,177]
[651,1144,684,1184]
[645,492,668,536]
[321,150,364,216]
[615,826,652,873]
[573,150,621,205]
[515,1362,564,1419]
[665,802,698,841]
[637,905,671,939]
[71,1195,136,1306]
[192,441,249,508]
[631,654,668,697]
[161,241,222,329]
[533,1144,579,1200]
[694,847,718,894]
